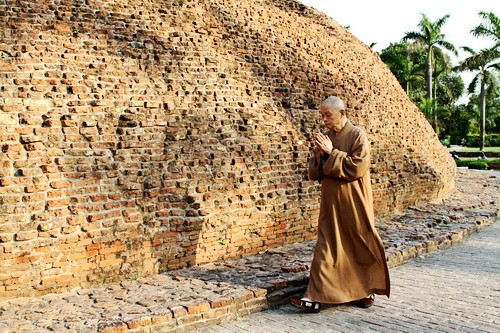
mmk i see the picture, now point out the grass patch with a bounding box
[448,146,500,153]
[455,158,500,170]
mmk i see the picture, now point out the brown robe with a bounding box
[304,119,390,304]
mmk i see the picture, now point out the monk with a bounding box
[291,96,390,313]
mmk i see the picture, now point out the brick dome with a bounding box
[0,0,455,298]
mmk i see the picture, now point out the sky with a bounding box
[299,0,499,102]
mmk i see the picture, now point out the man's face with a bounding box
[319,105,344,132]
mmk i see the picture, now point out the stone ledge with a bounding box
[0,170,498,333]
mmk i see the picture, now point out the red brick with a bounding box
[210,297,233,309]
[50,181,71,189]
[186,302,211,314]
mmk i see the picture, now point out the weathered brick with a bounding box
[185,302,211,315]
[99,258,122,268]
[50,181,71,189]
[46,198,69,208]
[169,306,187,318]
[210,297,233,309]
[151,312,173,324]
[15,231,37,241]
[0,113,17,126]
[98,324,128,333]
[99,244,126,255]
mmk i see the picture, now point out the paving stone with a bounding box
[197,211,500,332]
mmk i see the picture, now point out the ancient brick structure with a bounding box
[0,0,455,299]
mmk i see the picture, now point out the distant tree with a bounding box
[431,53,454,135]
[446,103,476,145]
[489,95,500,133]
[402,14,458,133]
[380,42,425,99]
[454,11,500,150]
[436,72,464,107]
[455,48,499,150]
[465,93,499,143]
[436,72,465,139]
[467,91,500,135]
[418,97,434,121]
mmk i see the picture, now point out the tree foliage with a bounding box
[401,14,458,135]
[379,11,499,148]
[380,42,425,100]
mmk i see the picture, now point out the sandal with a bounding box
[356,294,375,308]
[290,298,321,313]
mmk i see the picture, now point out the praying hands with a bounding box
[313,132,334,154]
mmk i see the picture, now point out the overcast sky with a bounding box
[299,0,499,100]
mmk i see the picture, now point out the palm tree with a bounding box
[402,14,458,132]
[455,47,499,151]
[454,12,500,151]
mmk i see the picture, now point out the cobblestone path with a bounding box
[197,219,500,333]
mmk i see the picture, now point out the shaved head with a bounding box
[319,96,347,132]
[321,96,345,114]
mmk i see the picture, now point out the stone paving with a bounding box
[196,214,500,333]
[0,169,498,333]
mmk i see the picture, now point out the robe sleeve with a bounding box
[322,130,370,181]
[308,147,325,180]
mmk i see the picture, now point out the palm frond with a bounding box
[467,75,480,94]
[402,31,426,43]
[435,40,458,56]
[456,49,500,72]
[418,13,431,28]
[455,57,480,72]
[471,25,495,39]
[488,62,500,71]
[435,14,451,30]
[460,46,476,55]
[471,11,500,43]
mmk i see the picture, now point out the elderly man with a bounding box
[292,96,390,312]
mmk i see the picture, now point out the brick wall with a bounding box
[0,0,455,299]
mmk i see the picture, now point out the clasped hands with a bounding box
[313,132,334,155]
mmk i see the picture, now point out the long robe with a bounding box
[304,119,390,304]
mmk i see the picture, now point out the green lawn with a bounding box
[458,157,500,162]
[448,146,500,153]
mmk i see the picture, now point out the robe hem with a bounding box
[304,288,390,304]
